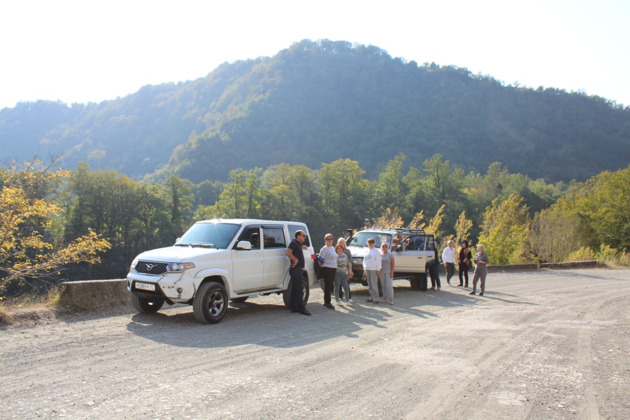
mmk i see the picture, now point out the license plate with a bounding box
[135,282,156,292]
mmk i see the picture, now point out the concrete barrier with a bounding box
[540,260,600,269]
[57,261,600,310]
[59,279,129,310]
[487,263,538,272]
[448,260,598,273]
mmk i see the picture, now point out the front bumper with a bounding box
[127,272,196,303]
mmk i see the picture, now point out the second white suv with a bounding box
[346,227,435,291]
[126,219,317,324]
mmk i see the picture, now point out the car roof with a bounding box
[196,218,306,225]
[356,227,428,235]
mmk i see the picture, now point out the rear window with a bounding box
[348,232,392,248]
[288,224,311,247]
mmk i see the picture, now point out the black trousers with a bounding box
[429,263,441,288]
[321,267,336,305]
[289,267,306,311]
[445,262,455,282]
[458,262,469,286]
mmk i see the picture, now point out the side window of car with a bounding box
[415,235,426,251]
[405,235,426,251]
[237,227,261,250]
[263,227,286,248]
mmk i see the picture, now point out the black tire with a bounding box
[193,282,228,324]
[131,294,164,313]
[231,296,249,303]
[283,276,310,308]
[411,273,428,291]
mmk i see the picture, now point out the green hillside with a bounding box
[1,39,629,183]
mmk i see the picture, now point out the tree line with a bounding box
[1,155,628,299]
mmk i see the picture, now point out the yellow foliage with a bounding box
[567,246,596,262]
[1,168,111,292]
[371,208,404,228]
[454,210,473,245]
[425,204,446,237]
[407,210,426,230]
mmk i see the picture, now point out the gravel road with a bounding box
[1,268,629,419]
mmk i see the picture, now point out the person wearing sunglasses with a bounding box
[319,234,338,309]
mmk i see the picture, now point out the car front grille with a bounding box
[136,261,168,275]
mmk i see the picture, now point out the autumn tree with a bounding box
[371,208,404,229]
[478,194,529,264]
[0,162,110,297]
[525,204,580,263]
[454,210,473,246]
[425,204,447,239]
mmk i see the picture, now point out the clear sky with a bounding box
[1,0,629,110]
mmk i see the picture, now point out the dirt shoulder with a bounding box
[1,268,628,419]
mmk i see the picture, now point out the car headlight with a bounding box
[167,262,195,272]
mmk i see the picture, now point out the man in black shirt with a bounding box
[285,230,311,316]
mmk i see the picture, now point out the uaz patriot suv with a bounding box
[127,219,316,324]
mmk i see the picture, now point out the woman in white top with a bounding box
[362,237,382,304]
[319,233,338,309]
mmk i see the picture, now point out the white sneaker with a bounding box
[348,299,354,304]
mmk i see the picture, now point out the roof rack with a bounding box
[360,226,426,235]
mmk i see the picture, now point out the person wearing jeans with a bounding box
[362,237,382,304]
[319,233,338,309]
[334,244,352,304]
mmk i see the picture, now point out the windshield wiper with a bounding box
[189,242,217,248]
[174,242,217,248]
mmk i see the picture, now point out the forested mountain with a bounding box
[1,39,629,183]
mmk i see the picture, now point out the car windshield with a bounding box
[347,232,392,248]
[175,222,240,249]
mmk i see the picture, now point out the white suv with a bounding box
[346,227,435,291]
[127,219,316,324]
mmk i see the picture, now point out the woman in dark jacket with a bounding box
[457,240,472,287]
[429,242,441,290]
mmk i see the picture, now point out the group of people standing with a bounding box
[286,229,490,317]
[319,234,395,309]
[434,240,489,296]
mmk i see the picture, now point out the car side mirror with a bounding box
[236,240,252,250]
